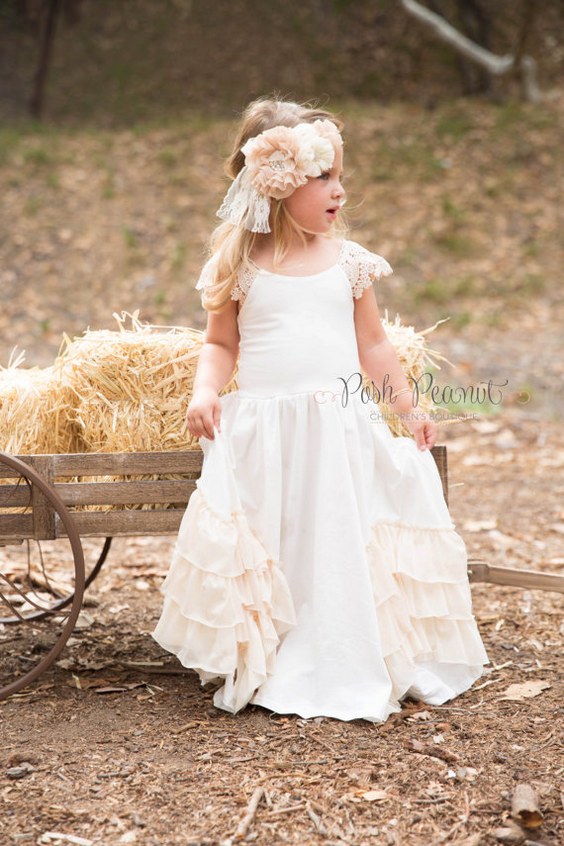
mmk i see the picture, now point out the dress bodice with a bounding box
[196,239,393,398]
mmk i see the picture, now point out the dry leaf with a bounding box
[454,766,479,781]
[470,420,501,434]
[492,823,525,844]
[358,789,389,802]
[463,518,498,532]
[408,739,459,763]
[488,529,516,549]
[457,835,483,846]
[73,611,94,630]
[500,680,551,701]
[39,834,94,846]
[462,454,492,466]
[406,709,433,721]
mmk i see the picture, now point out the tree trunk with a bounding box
[29,0,61,120]
[456,0,495,96]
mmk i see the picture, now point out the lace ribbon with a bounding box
[216,166,272,234]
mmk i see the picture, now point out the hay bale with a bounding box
[56,312,238,512]
[0,350,80,455]
[58,311,237,454]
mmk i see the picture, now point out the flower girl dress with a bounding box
[152,239,490,722]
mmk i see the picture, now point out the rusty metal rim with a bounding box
[0,453,86,701]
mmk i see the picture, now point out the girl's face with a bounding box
[283,143,345,235]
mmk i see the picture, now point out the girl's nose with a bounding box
[333,183,346,205]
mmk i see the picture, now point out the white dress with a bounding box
[151,239,490,723]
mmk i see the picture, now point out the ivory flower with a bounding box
[312,119,343,150]
[293,124,335,177]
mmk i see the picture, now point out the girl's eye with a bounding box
[318,172,330,180]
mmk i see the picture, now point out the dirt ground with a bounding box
[1,407,563,846]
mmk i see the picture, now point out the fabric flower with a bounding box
[242,126,307,200]
[241,121,341,200]
[293,124,335,177]
[217,119,344,233]
[312,118,343,150]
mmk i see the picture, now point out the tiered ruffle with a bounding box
[365,520,490,703]
[152,411,490,719]
[153,506,488,716]
[151,487,297,714]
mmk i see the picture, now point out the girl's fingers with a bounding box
[186,415,212,440]
[425,422,437,450]
[414,421,433,451]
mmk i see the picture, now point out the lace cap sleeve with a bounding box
[340,240,393,298]
[194,255,218,292]
[195,254,257,304]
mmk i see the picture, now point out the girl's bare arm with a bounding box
[188,298,240,439]
[353,284,436,450]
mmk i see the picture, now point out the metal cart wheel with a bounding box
[0,453,86,701]
[0,536,112,624]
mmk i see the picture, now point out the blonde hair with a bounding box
[200,95,348,312]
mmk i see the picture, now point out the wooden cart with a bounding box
[1,446,562,702]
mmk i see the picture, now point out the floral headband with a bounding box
[216,119,343,233]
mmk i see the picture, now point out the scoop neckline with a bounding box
[250,239,347,279]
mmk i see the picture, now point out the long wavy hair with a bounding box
[200,95,348,312]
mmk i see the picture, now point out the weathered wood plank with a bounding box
[467,559,564,594]
[0,446,449,542]
[0,464,32,479]
[57,479,195,506]
[0,483,34,508]
[50,451,204,476]
[30,456,56,540]
[431,445,448,506]
[0,513,35,538]
[54,509,187,537]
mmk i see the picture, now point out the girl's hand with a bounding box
[186,387,222,440]
[401,411,437,452]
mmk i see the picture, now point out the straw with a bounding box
[57,311,237,455]
[0,349,80,455]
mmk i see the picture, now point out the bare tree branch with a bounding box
[400,0,542,102]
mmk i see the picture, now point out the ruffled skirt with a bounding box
[151,390,490,722]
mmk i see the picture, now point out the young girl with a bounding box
[152,96,490,723]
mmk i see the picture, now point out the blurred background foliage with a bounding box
[0,0,562,126]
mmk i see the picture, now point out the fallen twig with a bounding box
[267,802,307,817]
[306,732,341,755]
[306,800,328,835]
[234,786,265,841]
[171,720,211,733]
[407,738,459,764]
